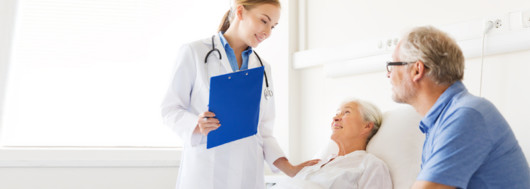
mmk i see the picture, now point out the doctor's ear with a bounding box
[235,5,245,20]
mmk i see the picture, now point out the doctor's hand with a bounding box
[273,157,320,177]
[195,111,221,136]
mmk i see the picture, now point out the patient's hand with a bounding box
[274,157,320,177]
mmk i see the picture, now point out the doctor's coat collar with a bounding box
[202,34,232,73]
[202,33,261,73]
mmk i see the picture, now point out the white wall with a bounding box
[290,0,530,164]
[0,167,178,189]
[0,148,182,189]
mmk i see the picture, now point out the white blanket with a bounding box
[272,150,392,189]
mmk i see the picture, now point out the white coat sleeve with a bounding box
[358,157,393,189]
[161,44,204,147]
[260,63,286,172]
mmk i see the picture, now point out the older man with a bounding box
[387,26,530,189]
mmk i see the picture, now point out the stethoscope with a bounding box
[204,35,273,100]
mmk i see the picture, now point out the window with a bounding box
[1,0,230,147]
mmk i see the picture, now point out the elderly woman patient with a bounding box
[272,99,392,189]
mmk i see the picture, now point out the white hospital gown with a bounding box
[272,150,392,189]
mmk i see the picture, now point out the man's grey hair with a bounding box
[399,26,465,85]
[341,99,383,143]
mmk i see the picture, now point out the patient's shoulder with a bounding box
[362,152,390,170]
[342,150,389,169]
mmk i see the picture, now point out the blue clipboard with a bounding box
[206,66,264,149]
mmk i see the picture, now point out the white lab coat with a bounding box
[161,33,285,189]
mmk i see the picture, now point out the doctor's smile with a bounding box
[255,34,266,43]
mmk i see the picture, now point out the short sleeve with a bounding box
[417,108,493,188]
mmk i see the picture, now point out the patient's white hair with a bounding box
[341,99,383,143]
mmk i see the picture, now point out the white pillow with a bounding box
[366,105,424,189]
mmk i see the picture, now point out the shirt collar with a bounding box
[218,32,253,71]
[419,81,467,133]
[218,31,230,49]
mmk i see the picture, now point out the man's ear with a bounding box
[411,60,427,82]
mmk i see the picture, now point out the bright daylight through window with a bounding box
[1,0,227,147]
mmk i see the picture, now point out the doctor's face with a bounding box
[237,4,280,48]
[330,102,367,144]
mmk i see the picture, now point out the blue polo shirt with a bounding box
[219,32,253,72]
[417,81,530,189]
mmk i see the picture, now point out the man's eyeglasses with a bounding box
[386,61,415,73]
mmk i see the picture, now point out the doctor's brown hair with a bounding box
[218,0,281,33]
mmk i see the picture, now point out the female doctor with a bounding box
[161,0,318,188]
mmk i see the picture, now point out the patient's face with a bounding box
[331,102,366,143]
